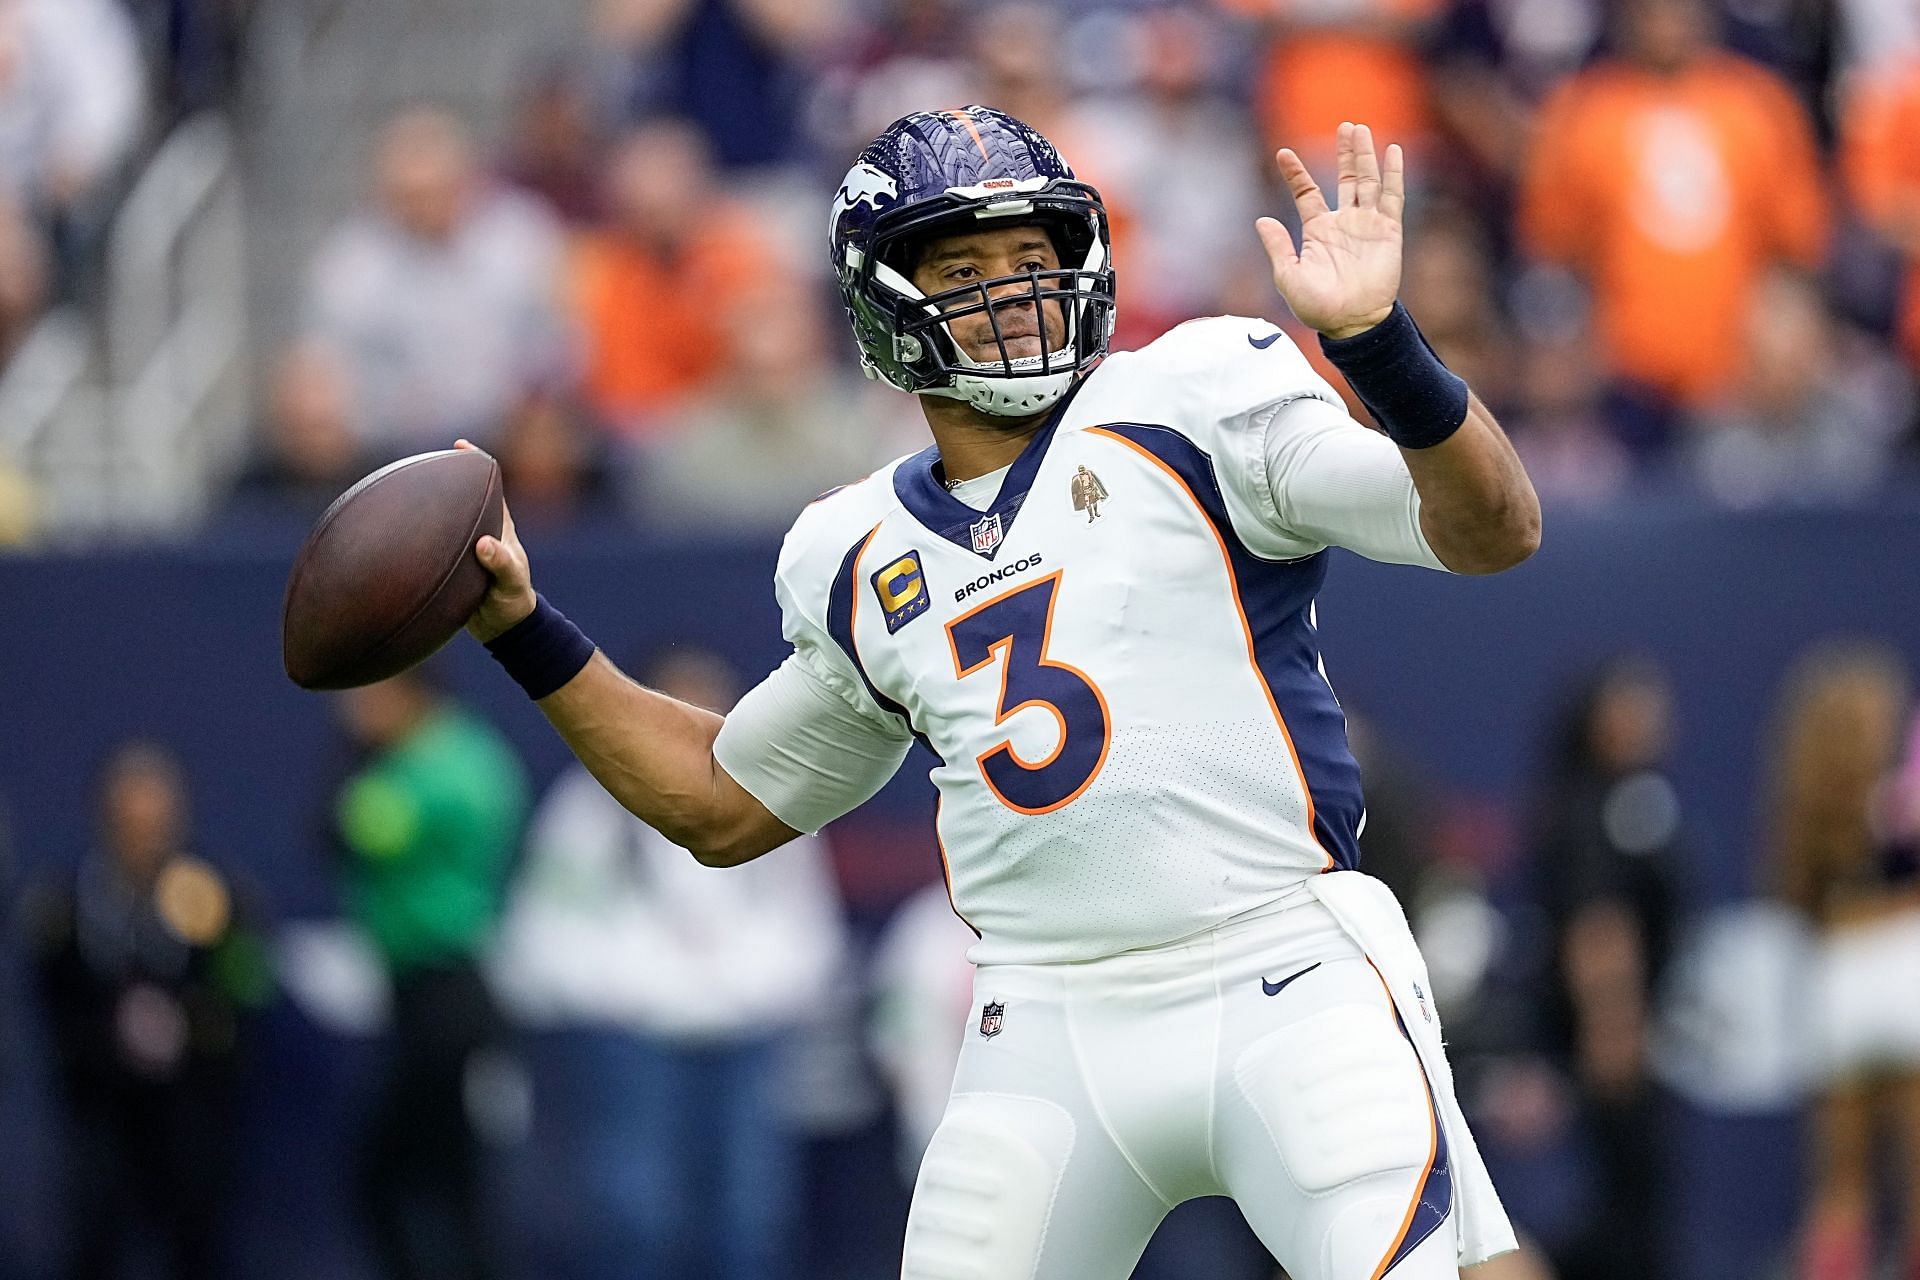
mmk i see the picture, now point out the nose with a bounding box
[985,277,1041,319]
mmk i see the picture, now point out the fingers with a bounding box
[1255,215,1297,262]
[1352,123,1382,209]
[1255,215,1303,299]
[1336,121,1357,210]
[455,437,476,452]
[477,499,522,569]
[1381,142,1406,224]
[1273,148,1329,223]
[475,533,529,589]
[475,534,509,570]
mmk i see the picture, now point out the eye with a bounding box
[945,265,980,282]
[1019,259,1048,273]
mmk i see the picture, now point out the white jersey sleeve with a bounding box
[1264,395,1445,570]
[1109,316,1444,570]
[712,489,916,834]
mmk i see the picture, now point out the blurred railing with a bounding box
[106,113,249,532]
[0,114,247,542]
[0,311,102,536]
[0,0,589,543]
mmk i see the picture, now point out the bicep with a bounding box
[713,649,914,841]
[1264,396,1446,570]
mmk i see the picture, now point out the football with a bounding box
[281,448,503,690]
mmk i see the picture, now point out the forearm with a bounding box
[458,492,794,865]
[1404,392,1541,574]
[1316,302,1539,574]
[535,654,797,866]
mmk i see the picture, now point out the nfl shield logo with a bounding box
[979,1001,1004,1038]
[969,512,1003,555]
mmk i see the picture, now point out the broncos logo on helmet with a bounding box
[828,105,1117,417]
[830,162,899,231]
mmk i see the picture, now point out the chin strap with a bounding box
[937,337,1080,415]
[941,369,1076,416]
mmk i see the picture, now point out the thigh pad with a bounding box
[902,1092,1076,1280]
[1234,1003,1433,1196]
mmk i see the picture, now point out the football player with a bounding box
[461,107,1539,1279]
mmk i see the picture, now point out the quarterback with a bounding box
[463,107,1539,1279]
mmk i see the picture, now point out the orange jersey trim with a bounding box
[1367,960,1442,1279]
[1083,426,1334,870]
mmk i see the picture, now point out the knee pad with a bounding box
[902,1092,1076,1280]
[1234,1003,1434,1196]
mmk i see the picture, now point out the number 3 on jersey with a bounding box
[946,571,1111,815]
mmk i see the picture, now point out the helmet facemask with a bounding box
[840,180,1117,418]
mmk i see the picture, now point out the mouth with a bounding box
[960,308,1051,361]
[962,331,1050,363]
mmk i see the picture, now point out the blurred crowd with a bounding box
[18,631,1920,1279]
[0,0,249,329]
[223,0,1919,523]
[3,0,1908,533]
[14,0,1920,1277]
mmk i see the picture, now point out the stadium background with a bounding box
[4,0,1920,1278]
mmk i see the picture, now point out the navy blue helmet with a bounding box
[828,106,1116,416]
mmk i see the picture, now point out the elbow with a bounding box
[686,841,739,869]
[686,832,757,869]
[680,818,752,868]
[1490,505,1544,572]
[680,812,781,868]
[1439,503,1542,575]
[644,802,739,868]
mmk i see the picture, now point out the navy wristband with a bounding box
[1318,302,1469,450]
[484,596,596,700]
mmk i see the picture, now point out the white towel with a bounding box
[1309,870,1520,1267]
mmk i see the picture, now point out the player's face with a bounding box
[910,224,1068,364]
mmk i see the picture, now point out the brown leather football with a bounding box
[281,448,503,690]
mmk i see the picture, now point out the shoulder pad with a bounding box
[775,454,912,609]
[1135,314,1311,370]
[1083,315,1335,431]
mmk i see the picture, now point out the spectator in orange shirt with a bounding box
[570,118,777,437]
[1518,0,1829,428]
[1219,0,1443,173]
[1843,57,1920,372]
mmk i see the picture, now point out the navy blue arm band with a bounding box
[484,596,596,701]
[1318,302,1470,450]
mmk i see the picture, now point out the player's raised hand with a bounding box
[1256,122,1404,340]
[454,438,537,642]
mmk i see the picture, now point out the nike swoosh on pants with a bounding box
[1261,962,1322,997]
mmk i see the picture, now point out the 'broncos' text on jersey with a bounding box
[714,315,1445,965]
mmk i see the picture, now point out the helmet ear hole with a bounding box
[1039,215,1087,267]
[878,232,923,281]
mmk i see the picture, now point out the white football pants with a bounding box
[902,896,1457,1280]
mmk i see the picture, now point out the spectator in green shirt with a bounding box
[334,669,527,1280]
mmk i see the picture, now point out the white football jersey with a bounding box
[713,317,1446,965]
